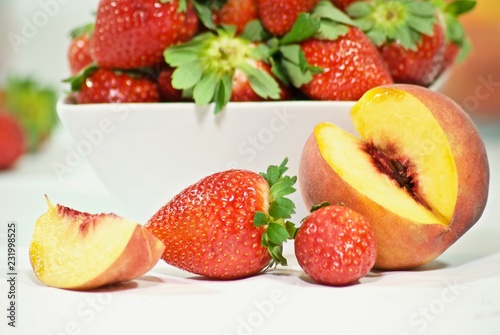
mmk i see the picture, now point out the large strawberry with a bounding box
[164,25,285,113]
[67,23,94,75]
[0,111,26,170]
[145,159,297,280]
[294,204,377,286]
[346,0,446,86]
[270,1,392,100]
[257,0,320,36]
[66,66,160,103]
[90,0,199,69]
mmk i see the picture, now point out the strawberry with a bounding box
[212,0,259,34]
[0,111,26,170]
[347,0,446,86]
[257,0,320,36]
[67,67,160,104]
[299,27,393,100]
[270,1,392,100]
[294,204,377,286]
[1,77,57,152]
[144,159,297,280]
[164,26,285,113]
[90,0,199,69]
[156,65,187,102]
[67,23,94,75]
[430,0,476,73]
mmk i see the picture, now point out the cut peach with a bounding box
[299,84,489,269]
[29,197,165,290]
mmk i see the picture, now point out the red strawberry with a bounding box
[431,0,476,73]
[0,111,26,170]
[299,27,393,101]
[90,0,199,69]
[294,204,377,286]
[379,22,446,87]
[67,23,94,75]
[213,0,259,34]
[257,0,320,36]
[73,68,160,104]
[145,159,297,280]
[347,0,446,86]
[156,65,186,102]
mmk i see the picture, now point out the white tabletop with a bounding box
[1,123,499,335]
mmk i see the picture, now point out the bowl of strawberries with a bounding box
[57,0,470,220]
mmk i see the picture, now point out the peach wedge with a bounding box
[299,84,489,270]
[29,197,165,290]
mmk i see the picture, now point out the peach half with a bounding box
[29,197,165,290]
[299,84,489,270]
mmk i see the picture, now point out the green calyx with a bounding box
[164,26,281,114]
[432,0,476,62]
[347,0,437,51]
[254,158,298,269]
[2,77,58,152]
[271,0,355,88]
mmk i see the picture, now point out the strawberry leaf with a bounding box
[241,19,270,42]
[171,62,204,89]
[191,0,217,29]
[193,72,218,106]
[62,63,99,91]
[214,73,232,114]
[254,158,298,267]
[445,0,476,16]
[311,0,355,26]
[240,61,281,100]
[279,13,321,45]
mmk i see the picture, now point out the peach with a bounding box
[29,197,165,290]
[299,84,489,269]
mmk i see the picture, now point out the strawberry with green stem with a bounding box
[346,0,446,86]
[164,25,286,114]
[430,0,476,72]
[145,158,298,280]
[270,0,393,100]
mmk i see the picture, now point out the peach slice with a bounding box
[29,197,165,290]
[299,84,489,269]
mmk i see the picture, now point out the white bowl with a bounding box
[56,99,356,221]
[56,73,449,222]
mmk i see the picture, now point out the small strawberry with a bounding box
[156,65,187,102]
[294,204,377,286]
[90,0,199,69]
[67,23,94,75]
[431,0,476,73]
[164,26,285,113]
[212,0,259,34]
[145,158,297,280]
[0,111,26,170]
[270,1,392,100]
[347,0,446,86]
[257,0,320,36]
[66,66,160,104]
